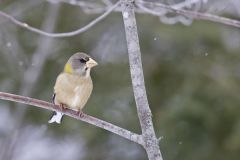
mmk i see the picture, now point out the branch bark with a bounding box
[121,0,163,160]
[0,92,143,145]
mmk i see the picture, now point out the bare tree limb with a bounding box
[137,0,240,28]
[0,1,120,38]
[49,0,240,29]
[121,0,163,160]
[0,91,144,145]
[136,0,203,25]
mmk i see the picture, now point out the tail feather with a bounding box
[48,111,63,124]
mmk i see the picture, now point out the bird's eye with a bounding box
[79,58,86,63]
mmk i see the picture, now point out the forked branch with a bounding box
[121,0,163,159]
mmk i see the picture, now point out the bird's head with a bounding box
[64,52,98,77]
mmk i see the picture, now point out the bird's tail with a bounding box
[48,111,63,124]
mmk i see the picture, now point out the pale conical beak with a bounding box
[86,58,98,68]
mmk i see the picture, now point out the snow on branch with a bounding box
[0,91,144,145]
[0,1,120,38]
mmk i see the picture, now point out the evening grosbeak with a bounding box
[48,52,98,124]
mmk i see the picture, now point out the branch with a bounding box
[0,91,144,145]
[48,0,124,14]
[0,1,120,38]
[121,0,163,160]
[137,0,240,28]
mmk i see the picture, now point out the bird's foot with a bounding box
[77,110,84,118]
[59,103,67,112]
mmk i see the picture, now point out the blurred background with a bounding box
[0,0,240,159]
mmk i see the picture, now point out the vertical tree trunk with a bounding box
[121,0,163,160]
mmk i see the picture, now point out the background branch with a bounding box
[0,1,120,38]
[0,0,239,40]
[0,4,61,160]
[137,0,240,28]
[0,91,144,145]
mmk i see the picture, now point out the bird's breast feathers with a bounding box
[54,73,93,110]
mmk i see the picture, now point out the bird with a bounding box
[48,52,98,124]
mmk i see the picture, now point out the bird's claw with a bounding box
[59,103,67,112]
[77,110,84,118]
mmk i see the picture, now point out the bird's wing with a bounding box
[52,93,56,104]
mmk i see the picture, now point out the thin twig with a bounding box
[0,91,144,145]
[48,0,121,14]
[0,1,120,38]
[137,0,240,28]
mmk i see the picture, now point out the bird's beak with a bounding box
[86,58,98,68]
